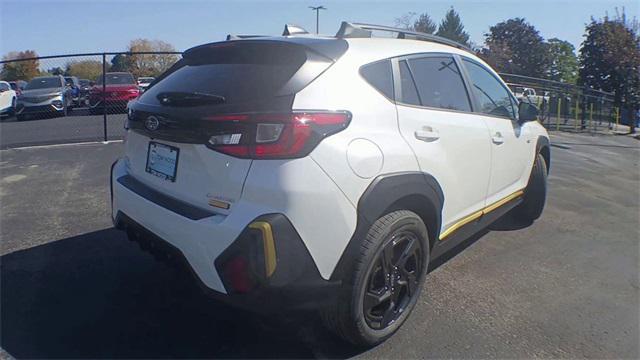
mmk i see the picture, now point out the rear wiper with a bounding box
[157,91,226,107]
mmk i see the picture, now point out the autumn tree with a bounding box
[546,38,578,83]
[579,11,640,133]
[127,39,179,78]
[1,50,40,81]
[436,7,470,46]
[66,60,104,80]
[480,18,548,77]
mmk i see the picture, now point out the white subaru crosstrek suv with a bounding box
[111,22,550,346]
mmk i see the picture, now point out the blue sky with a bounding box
[1,0,637,57]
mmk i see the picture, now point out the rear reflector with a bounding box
[203,111,351,159]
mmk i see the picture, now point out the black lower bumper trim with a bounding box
[114,211,341,313]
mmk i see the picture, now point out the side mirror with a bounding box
[518,101,539,122]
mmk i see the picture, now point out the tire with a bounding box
[514,153,547,221]
[16,114,26,121]
[59,104,68,118]
[322,210,430,346]
[8,98,16,116]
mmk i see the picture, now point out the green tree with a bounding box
[413,13,437,34]
[436,7,470,45]
[66,60,104,80]
[578,11,640,133]
[480,18,548,77]
[395,12,436,34]
[1,50,40,81]
[110,54,131,73]
[545,38,578,83]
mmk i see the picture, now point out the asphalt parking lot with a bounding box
[0,109,126,149]
[0,131,638,358]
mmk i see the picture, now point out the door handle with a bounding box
[414,126,440,142]
[491,131,504,144]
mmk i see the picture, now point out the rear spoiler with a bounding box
[226,24,309,41]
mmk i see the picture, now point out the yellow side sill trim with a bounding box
[439,189,525,241]
[248,221,277,277]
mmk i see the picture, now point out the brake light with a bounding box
[204,111,351,159]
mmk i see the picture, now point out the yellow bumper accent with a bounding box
[249,221,277,277]
[439,189,525,241]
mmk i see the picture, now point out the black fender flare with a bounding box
[330,171,444,281]
[536,136,551,173]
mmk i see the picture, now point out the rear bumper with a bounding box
[110,158,341,312]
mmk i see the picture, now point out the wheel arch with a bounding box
[330,171,444,281]
[536,135,551,172]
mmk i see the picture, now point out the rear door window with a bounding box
[360,59,394,100]
[406,56,471,112]
[399,60,421,106]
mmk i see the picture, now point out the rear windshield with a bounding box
[139,41,317,106]
[25,77,62,90]
[97,73,135,85]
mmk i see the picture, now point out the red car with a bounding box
[89,72,139,114]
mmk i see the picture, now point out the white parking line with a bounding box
[3,140,123,151]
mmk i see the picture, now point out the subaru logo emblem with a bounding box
[144,116,160,131]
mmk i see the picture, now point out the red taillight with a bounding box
[222,256,254,294]
[203,111,351,159]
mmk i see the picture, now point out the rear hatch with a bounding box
[125,38,348,214]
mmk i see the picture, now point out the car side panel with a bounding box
[0,83,15,111]
[241,157,358,280]
[293,50,421,207]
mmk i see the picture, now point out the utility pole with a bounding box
[309,6,326,34]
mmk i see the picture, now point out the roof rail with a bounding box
[335,22,474,54]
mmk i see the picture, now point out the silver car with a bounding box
[16,75,73,120]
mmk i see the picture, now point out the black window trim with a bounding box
[391,52,477,115]
[459,56,520,121]
[358,58,396,104]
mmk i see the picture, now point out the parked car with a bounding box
[137,76,155,92]
[16,75,72,120]
[64,76,81,107]
[111,22,550,346]
[8,80,27,97]
[514,87,549,105]
[89,72,139,114]
[0,81,17,117]
[78,79,92,105]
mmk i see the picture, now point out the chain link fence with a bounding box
[0,52,181,149]
[0,53,634,149]
[501,73,632,134]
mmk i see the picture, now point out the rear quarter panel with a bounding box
[293,47,420,206]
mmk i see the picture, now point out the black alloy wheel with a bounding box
[363,230,423,330]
